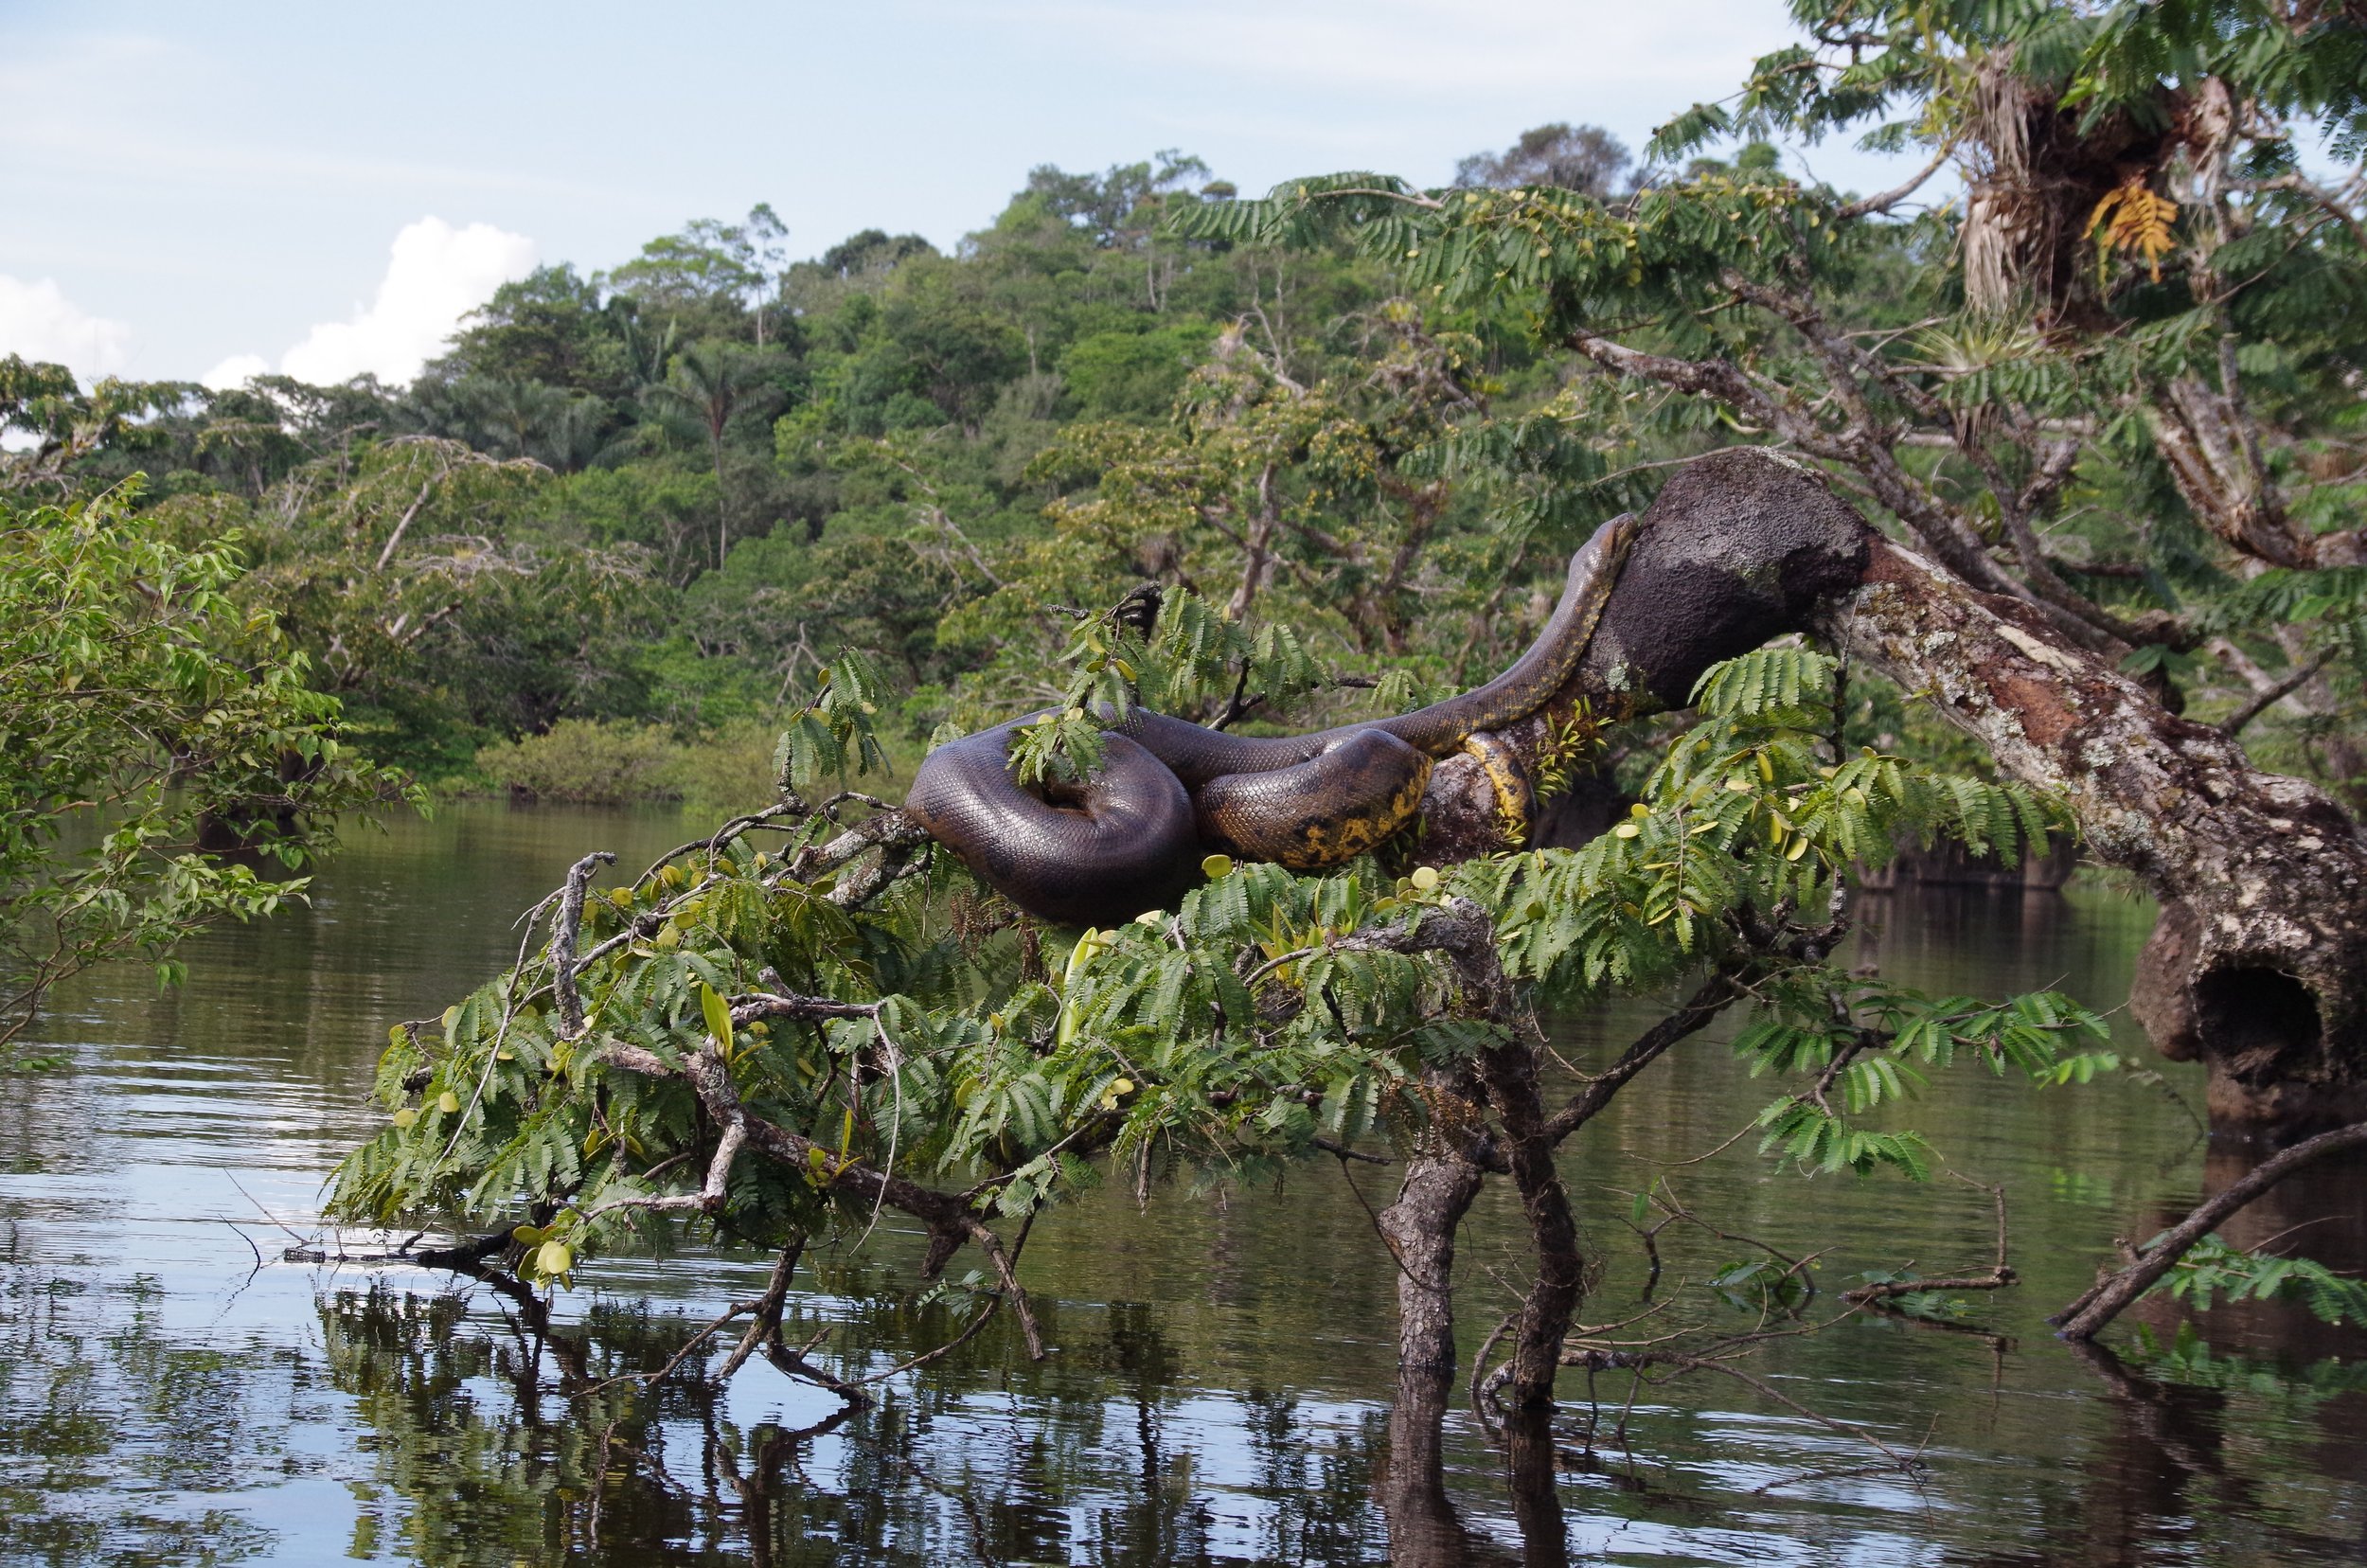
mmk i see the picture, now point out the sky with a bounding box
[0,0,1917,390]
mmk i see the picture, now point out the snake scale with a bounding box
[907,513,1638,926]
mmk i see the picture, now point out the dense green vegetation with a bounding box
[5,147,1605,798]
[6,0,2365,1412]
[9,9,2363,818]
[0,490,408,1057]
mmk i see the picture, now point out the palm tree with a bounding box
[641,340,760,571]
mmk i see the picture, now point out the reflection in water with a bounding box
[2,804,2364,1565]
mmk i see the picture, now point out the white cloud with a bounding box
[200,353,270,391]
[209,217,537,390]
[0,275,134,379]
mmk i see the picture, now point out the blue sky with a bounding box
[2,0,1917,386]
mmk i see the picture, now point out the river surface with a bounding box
[4,802,2363,1567]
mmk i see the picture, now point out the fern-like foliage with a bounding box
[2154,1235,2367,1327]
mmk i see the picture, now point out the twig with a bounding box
[852,1297,1005,1382]
[2219,649,2335,737]
[1546,971,1740,1144]
[1311,1135,1391,1165]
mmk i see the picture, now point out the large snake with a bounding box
[907,514,1638,927]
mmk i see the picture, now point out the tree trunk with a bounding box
[1474,1037,1586,1410]
[1420,447,2367,1138]
[1375,1133,1486,1375]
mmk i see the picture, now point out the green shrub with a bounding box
[673,719,785,818]
[476,721,681,804]
[476,716,930,812]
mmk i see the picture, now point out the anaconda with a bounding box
[905,513,1638,926]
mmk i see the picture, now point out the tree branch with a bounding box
[550,851,616,1040]
[2219,649,2336,738]
[1833,140,1956,221]
[2052,1117,2367,1340]
[1545,972,1741,1145]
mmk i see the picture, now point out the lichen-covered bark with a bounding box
[1824,531,2367,1133]
[1420,447,2367,1135]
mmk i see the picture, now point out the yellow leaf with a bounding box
[390,1108,418,1130]
[1201,853,1235,879]
[1409,865,1440,891]
[700,983,735,1057]
[1611,822,1641,839]
[535,1239,574,1277]
[2087,178,2179,281]
[436,1091,461,1114]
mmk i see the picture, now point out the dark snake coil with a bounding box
[907,514,1638,926]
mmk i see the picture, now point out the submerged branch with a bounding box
[2053,1117,2367,1340]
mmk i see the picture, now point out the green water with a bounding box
[3,803,2362,1566]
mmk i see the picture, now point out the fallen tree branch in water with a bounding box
[2053,1117,2367,1341]
[1842,1269,2019,1305]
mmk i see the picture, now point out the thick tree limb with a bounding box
[1414,447,2367,1132]
[1350,899,1584,1406]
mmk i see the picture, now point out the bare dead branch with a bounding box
[550,851,616,1040]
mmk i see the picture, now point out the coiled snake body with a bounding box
[908,514,1637,926]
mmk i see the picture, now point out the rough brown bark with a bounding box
[1359,900,1586,1401]
[1828,533,2367,1134]
[1417,447,2367,1136]
[1473,1035,1588,1411]
[1374,1120,1486,1375]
